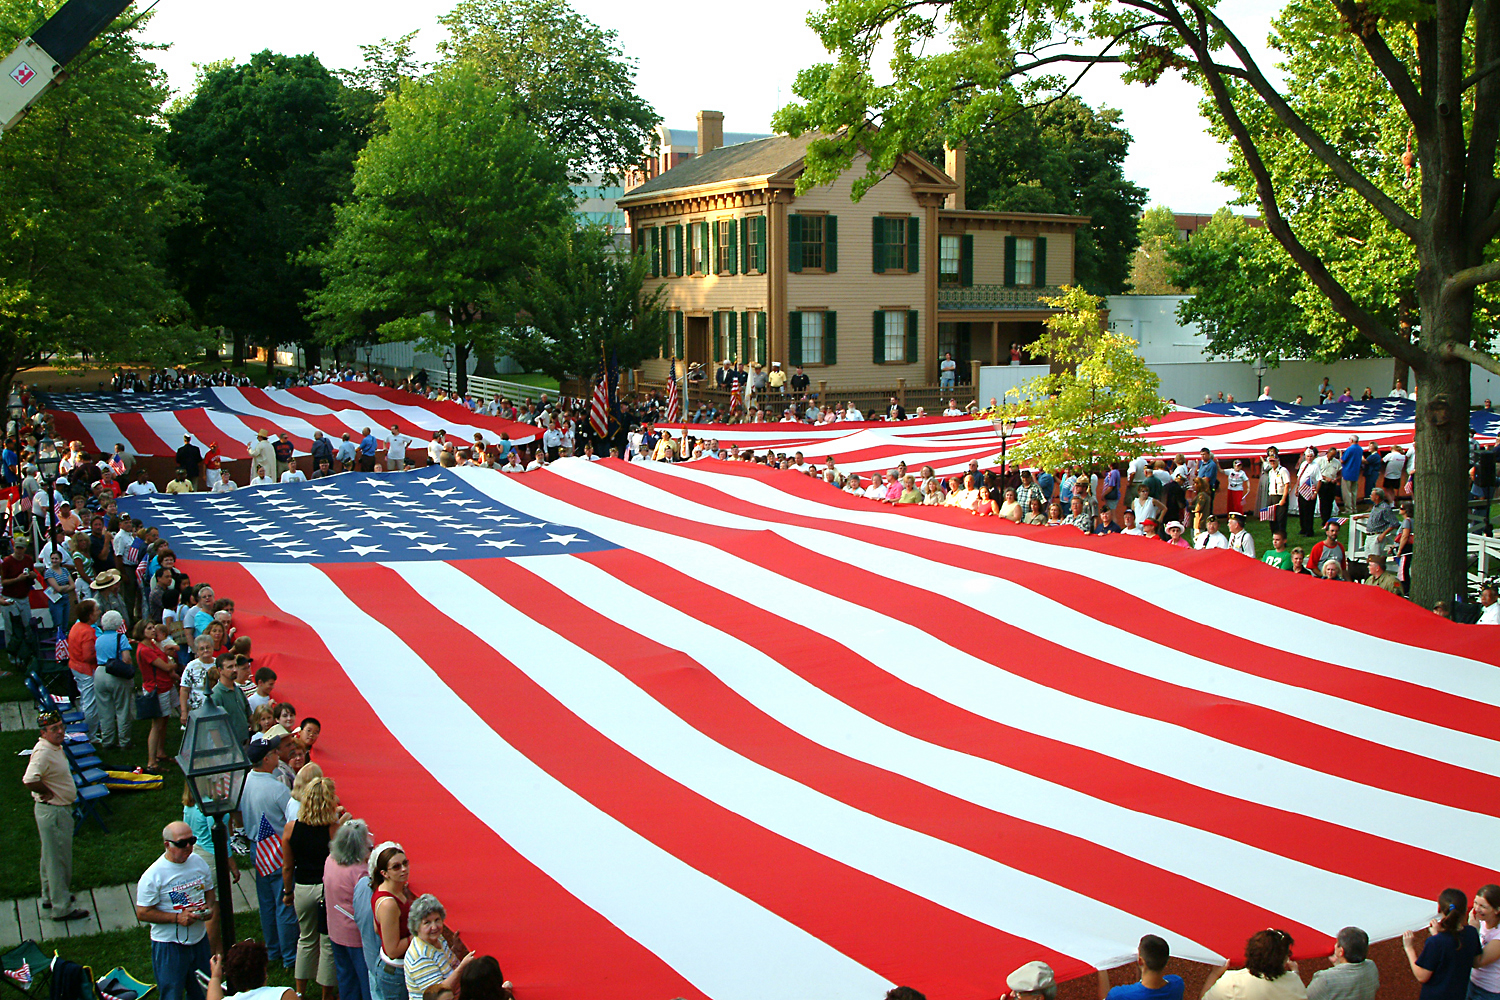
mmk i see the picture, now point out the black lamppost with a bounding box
[442,350,454,394]
[35,447,60,547]
[177,705,252,944]
[992,407,1017,479]
[1253,357,1269,398]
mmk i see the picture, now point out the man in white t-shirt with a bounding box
[943,398,964,417]
[249,465,274,487]
[386,424,412,471]
[426,430,447,466]
[279,460,306,484]
[136,821,215,1000]
[939,352,957,388]
[210,475,237,493]
[1388,380,1408,399]
[126,469,158,496]
[844,402,864,421]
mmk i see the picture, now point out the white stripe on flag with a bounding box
[244,561,891,1000]
[457,467,1500,867]
[387,558,1218,970]
[553,460,1500,773]
[298,385,513,443]
[513,552,1431,939]
[649,461,1500,704]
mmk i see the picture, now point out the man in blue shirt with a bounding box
[1098,934,1184,1000]
[1340,435,1365,514]
[358,427,377,472]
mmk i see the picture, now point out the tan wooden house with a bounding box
[618,112,1090,390]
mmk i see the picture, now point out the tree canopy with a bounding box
[436,0,660,181]
[927,97,1146,294]
[500,226,668,383]
[772,0,1500,604]
[307,63,574,396]
[164,51,364,372]
[1127,204,1184,294]
[0,1,198,402]
[1005,286,1171,473]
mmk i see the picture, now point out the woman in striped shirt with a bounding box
[403,895,471,1000]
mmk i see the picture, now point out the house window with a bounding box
[883,217,907,271]
[689,224,703,274]
[1015,237,1036,286]
[801,311,824,364]
[718,220,734,273]
[884,310,908,362]
[744,217,765,273]
[801,216,825,270]
[939,235,961,287]
[667,226,681,276]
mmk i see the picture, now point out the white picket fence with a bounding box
[427,371,555,404]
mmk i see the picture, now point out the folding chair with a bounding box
[73,781,111,833]
[0,941,50,1000]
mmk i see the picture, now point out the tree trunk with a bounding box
[1409,325,1473,608]
[232,330,246,368]
[302,340,322,371]
[472,350,499,379]
[454,341,470,397]
[205,328,220,364]
[265,342,275,381]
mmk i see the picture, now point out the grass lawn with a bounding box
[497,372,558,390]
[2,720,186,897]
[20,923,294,990]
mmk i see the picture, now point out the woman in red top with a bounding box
[371,845,415,1000]
[135,621,177,773]
[67,600,100,740]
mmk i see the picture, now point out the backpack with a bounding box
[49,957,97,1000]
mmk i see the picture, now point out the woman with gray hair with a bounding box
[324,819,374,1000]
[403,895,472,1000]
[92,609,135,748]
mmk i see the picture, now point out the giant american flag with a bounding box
[38,383,538,459]
[118,459,1500,999]
[664,397,1500,474]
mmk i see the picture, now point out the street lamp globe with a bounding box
[177,704,251,817]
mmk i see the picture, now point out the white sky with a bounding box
[137,0,1283,213]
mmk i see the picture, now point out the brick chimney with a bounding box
[944,142,966,210]
[697,110,724,157]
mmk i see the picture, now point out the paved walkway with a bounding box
[0,875,260,948]
[1,699,38,732]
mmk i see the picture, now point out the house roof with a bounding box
[620,133,823,203]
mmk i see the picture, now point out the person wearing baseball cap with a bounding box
[240,731,299,968]
[22,710,87,920]
[1008,961,1057,1000]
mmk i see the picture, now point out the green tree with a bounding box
[308,64,574,397]
[1006,286,1171,473]
[928,97,1146,294]
[164,51,364,373]
[336,31,428,136]
[772,0,1500,606]
[1167,210,1313,360]
[437,0,660,181]
[1126,204,1183,293]
[0,2,199,402]
[500,226,668,383]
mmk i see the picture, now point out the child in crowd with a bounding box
[297,717,321,759]
[250,704,276,732]
[275,701,297,732]
[247,664,274,710]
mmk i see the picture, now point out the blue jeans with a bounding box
[333,941,372,1000]
[1467,984,1500,1000]
[376,957,405,1000]
[151,938,209,1000]
[940,372,955,388]
[254,868,300,967]
[71,669,98,741]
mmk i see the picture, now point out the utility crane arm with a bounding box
[0,0,135,133]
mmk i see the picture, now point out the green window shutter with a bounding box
[1035,236,1048,287]
[872,217,886,273]
[700,221,710,273]
[960,234,974,287]
[1004,235,1017,287]
[756,313,767,365]
[824,311,837,365]
[906,215,919,274]
[740,219,750,274]
[728,219,739,274]
[824,215,838,273]
[674,225,684,276]
[788,312,802,366]
[651,227,661,278]
[756,216,767,273]
[674,311,684,358]
[872,310,885,364]
[741,310,750,361]
[709,222,719,275]
[787,214,803,274]
[728,311,738,361]
[906,309,919,364]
